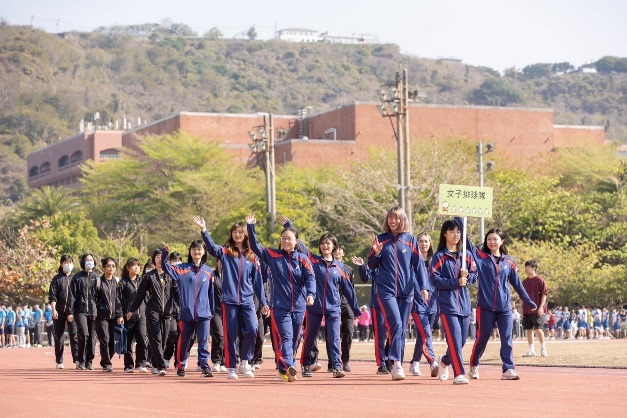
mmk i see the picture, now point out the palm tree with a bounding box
[3,186,81,228]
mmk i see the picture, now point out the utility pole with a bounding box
[248,114,277,233]
[477,140,495,239]
[395,71,406,211]
[402,69,413,232]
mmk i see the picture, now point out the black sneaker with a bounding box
[76,363,86,370]
[377,365,390,374]
[385,361,393,373]
[333,368,346,378]
[177,368,186,377]
[85,364,94,370]
[103,365,113,372]
[124,367,133,373]
[201,368,213,378]
[343,363,351,372]
[302,366,313,377]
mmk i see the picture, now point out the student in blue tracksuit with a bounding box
[295,230,361,379]
[193,216,269,380]
[5,306,16,347]
[409,232,439,378]
[368,206,430,381]
[0,305,6,348]
[161,241,215,378]
[430,219,477,385]
[459,218,537,381]
[245,211,315,383]
[351,256,390,375]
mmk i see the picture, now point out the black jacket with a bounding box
[71,270,98,316]
[48,272,74,315]
[339,263,356,318]
[129,269,179,319]
[116,276,145,320]
[93,275,119,320]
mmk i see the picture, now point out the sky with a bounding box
[1,0,626,71]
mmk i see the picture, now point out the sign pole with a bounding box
[462,216,467,270]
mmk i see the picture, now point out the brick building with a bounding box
[27,102,605,189]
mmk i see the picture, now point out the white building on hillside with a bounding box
[276,28,320,42]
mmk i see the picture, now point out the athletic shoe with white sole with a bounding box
[211,364,220,373]
[522,350,535,357]
[501,369,520,380]
[332,368,346,378]
[310,362,322,372]
[56,363,64,369]
[377,365,389,374]
[137,366,148,373]
[157,369,167,376]
[124,367,133,373]
[540,348,548,357]
[227,368,239,379]
[391,365,406,381]
[286,365,298,382]
[219,365,227,373]
[409,361,422,376]
[164,360,171,369]
[469,366,479,379]
[277,370,289,382]
[430,361,439,378]
[151,368,158,375]
[237,364,255,378]
[453,375,469,385]
[438,356,449,381]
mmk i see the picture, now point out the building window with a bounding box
[40,162,51,174]
[58,155,70,168]
[29,166,40,178]
[70,150,83,164]
[99,148,120,160]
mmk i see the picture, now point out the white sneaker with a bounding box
[391,365,406,381]
[26,344,31,348]
[453,375,469,385]
[522,350,535,357]
[56,363,64,369]
[211,364,220,372]
[219,365,227,372]
[310,362,322,372]
[502,369,520,380]
[253,363,261,370]
[438,356,449,381]
[408,361,422,376]
[151,368,158,375]
[227,368,239,380]
[469,366,479,379]
[237,364,255,378]
[430,361,439,378]
[37,344,42,348]
[540,348,548,357]
[137,366,148,373]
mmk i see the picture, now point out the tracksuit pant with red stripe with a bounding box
[470,307,514,371]
[300,311,342,369]
[376,294,412,362]
[410,312,436,364]
[177,319,210,370]
[222,302,258,369]
[371,306,389,366]
[439,313,469,377]
[270,308,305,373]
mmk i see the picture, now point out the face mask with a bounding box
[172,261,182,266]
[85,260,95,270]
[63,264,73,273]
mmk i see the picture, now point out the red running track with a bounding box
[0,347,625,418]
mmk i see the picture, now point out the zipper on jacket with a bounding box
[286,254,294,309]
[237,255,244,305]
[322,266,329,315]
[393,238,399,296]
[194,268,199,320]
[492,257,500,310]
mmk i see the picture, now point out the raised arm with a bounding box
[160,245,179,283]
[246,212,267,262]
[193,216,224,259]
[367,235,384,270]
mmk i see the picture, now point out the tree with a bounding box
[247,26,257,41]
[522,63,552,78]
[204,27,223,40]
[2,186,80,230]
[469,77,523,106]
[80,132,259,251]
[0,222,59,304]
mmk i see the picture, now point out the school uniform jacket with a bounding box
[201,231,267,307]
[430,249,477,316]
[413,260,438,315]
[306,253,360,317]
[357,264,380,310]
[161,250,215,322]
[454,217,536,313]
[129,269,179,319]
[93,276,119,320]
[247,223,315,312]
[70,270,98,317]
[48,272,75,315]
[116,277,146,321]
[368,232,430,298]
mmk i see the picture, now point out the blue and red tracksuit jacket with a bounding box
[247,224,315,312]
[413,260,438,315]
[430,249,477,316]
[367,232,429,298]
[453,217,536,313]
[357,264,381,310]
[161,249,215,322]
[305,252,360,317]
[201,230,267,307]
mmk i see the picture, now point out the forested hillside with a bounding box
[0,22,625,204]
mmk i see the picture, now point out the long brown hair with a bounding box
[224,222,255,261]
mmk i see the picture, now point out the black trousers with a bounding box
[146,310,167,370]
[340,311,354,365]
[46,323,54,347]
[52,314,78,364]
[210,313,224,365]
[95,317,116,367]
[253,312,264,363]
[75,313,96,366]
[162,317,178,362]
[124,318,147,368]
